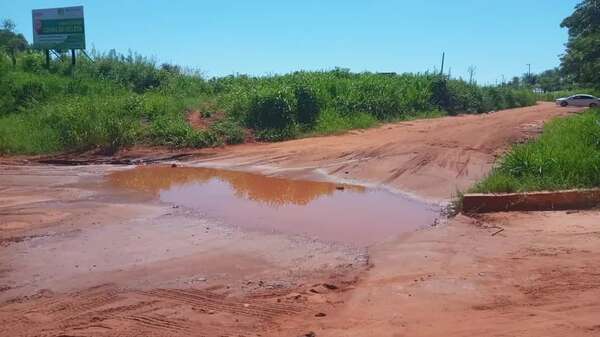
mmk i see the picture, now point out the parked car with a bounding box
[556,94,600,107]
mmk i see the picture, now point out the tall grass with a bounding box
[218,71,536,140]
[0,51,537,155]
[473,109,600,193]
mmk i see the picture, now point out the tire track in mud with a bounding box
[144,288,303,318]
[0,284,306,337]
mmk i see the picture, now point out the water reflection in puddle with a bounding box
[108,166,440,246]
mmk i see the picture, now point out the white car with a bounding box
[556,94,600,107]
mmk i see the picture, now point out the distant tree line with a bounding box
[507,0,599,92]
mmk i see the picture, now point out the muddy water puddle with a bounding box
[108,166,440,246]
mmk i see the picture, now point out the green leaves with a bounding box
[475,110,600,193]
[561,0,600,88]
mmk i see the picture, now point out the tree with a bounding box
[510,76,521,87]
[0,19,28,67]
[560,0,600,87]
[537,68,564,92]
[522,72,538,87]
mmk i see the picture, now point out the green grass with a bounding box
[312,109,378,135]
[473,109,600,193]
[0,113,61,154]
[0,51,538,155]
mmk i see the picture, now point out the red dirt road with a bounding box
[274,211,600,336]
[2,103,599,337]
[194,102,584,200]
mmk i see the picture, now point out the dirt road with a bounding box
[193,102,583,200]
[275,211,600,336]
[2,102,599,337]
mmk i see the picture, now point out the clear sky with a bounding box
[1,0,581,84]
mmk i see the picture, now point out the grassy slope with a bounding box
[473,109,600,193]
[0,52,537,155]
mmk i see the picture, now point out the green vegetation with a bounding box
[0,49,537,155]
[510,0,599,94]
[0,18,538,156]
[469,0,600,195]
[473,109,600,193]
[560,0,600,89]
[536,88,600,102]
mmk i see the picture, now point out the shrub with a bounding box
[209,119,245,145]
[314,109,377,135]
[147,114,195,148]
[294,85,321,126]
[20,53,45,73]
[0,72,50,112]
[0,113,60,154]
[246,87,297,131]
[99,115,139,155]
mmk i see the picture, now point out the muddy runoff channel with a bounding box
[108,165,441,246]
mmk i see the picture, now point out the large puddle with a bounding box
[107,166,440,246]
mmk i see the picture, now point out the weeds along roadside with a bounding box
[472,108,600,194]
[0,51,537,155]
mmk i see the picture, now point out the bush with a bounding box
[209,119,245,145]
[100,115,139,155]
[295,85,321,126]
[314,109,377,135]
[0,72,50,113]
[147,114,196,148]
[20,53,45,73]
[246,87,297,131]
[44,95,142,152]
[0,114,60,154]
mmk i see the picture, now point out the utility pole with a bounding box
[526,63,532,84]
[440,52,445,76]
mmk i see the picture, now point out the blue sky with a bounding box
[1,0,580,84]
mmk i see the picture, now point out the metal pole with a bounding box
[45,49,50,69]
[71,49,76,66]
[440,52,445,76]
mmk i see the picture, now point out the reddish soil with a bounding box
[275,211,600,336]
[191,102,585,201]
[2,103,599,337]
[186,110,225,130]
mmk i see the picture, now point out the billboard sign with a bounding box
[32,6,85,50]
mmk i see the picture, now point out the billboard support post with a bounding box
[44,49,50,69]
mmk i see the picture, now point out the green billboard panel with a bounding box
[32,6,85,50]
